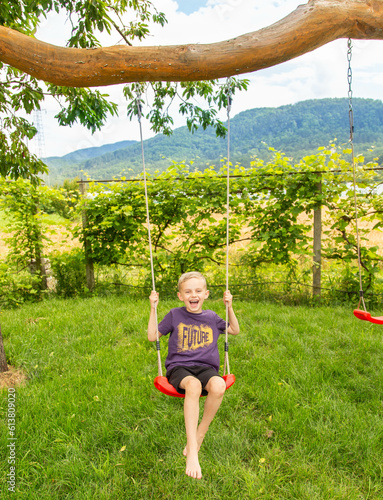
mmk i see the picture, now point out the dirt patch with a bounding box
[0,366,27,389]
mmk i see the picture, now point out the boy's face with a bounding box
[177,277,209,314]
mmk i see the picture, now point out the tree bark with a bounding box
[0,0,383,87]
[0,324,9,373]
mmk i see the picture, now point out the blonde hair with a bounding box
[178,272,207,291]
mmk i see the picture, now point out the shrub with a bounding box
[0,262,41,308]
[50,249,88,298]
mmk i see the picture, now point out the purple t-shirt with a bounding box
[158,307,227,373]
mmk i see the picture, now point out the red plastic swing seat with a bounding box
[154,373,236,398]
[354,309,383,325]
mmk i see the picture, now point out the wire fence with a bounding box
[77,165,383,186]
[93,277,383,306]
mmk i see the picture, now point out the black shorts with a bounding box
[166,365,223,396]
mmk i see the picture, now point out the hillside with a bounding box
[44,98,383,184]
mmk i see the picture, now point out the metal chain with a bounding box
[347,39,366,311]
[347,39,354,142]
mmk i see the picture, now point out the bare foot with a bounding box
[185,449,202,479]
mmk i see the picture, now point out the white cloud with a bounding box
[30,1,383,157]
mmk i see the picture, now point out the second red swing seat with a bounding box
[353,309,383,325]
[154,373,236,398]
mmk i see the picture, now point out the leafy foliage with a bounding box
[0,179,48,272]
[125,78,248,137]
[0,262,41,308]
[0,178,76,297]
[0,67,47,183]
[49,86,119,133]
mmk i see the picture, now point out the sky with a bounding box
[30,0,383,158]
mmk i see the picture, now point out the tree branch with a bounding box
[1,0,383,87]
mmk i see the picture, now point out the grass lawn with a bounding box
[1,296,383,499]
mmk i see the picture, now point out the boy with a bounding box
[148,271,240,480]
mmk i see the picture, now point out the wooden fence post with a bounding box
[313,175,322,299]
[31,190,48,290]
[79,180,95,292]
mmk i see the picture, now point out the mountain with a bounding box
[45,140,136,173]
[44,98,383,184]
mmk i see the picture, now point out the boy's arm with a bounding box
[223,290,240,335]
[148,290,162,342]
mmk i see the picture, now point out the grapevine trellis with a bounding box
[75,151,383,299]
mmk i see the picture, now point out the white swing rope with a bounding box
[224,81,232,377]
[136,94,163,377]
[137,81,233,380]
[347,39,367,312]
